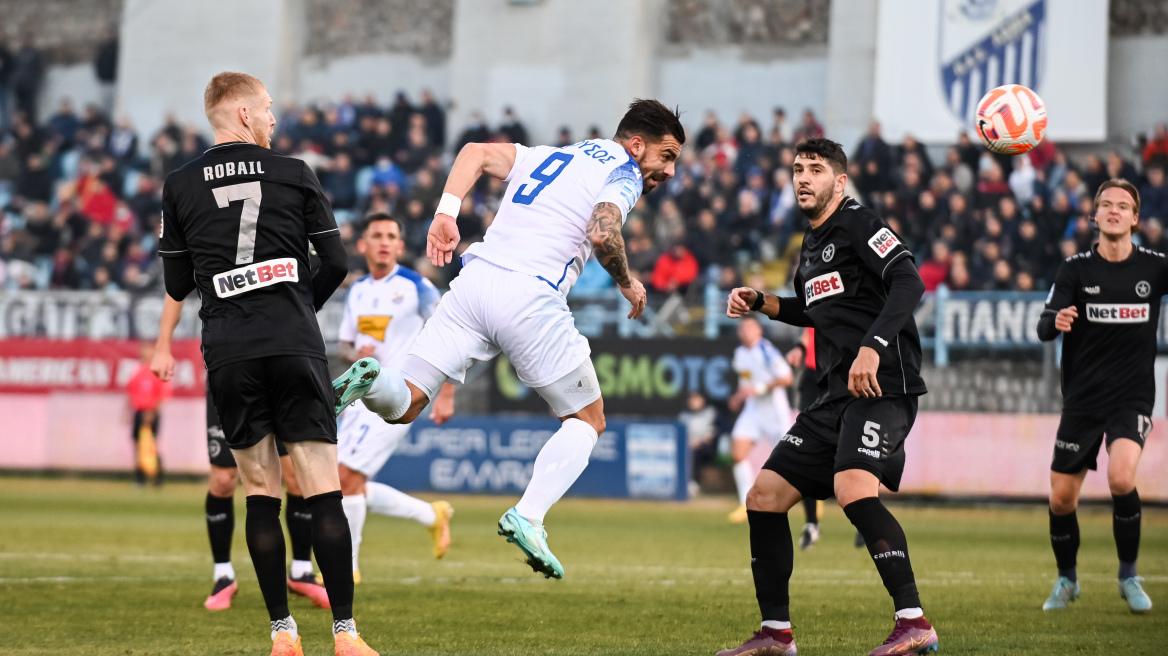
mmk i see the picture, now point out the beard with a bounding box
[797,185,834,220]
[252,122,272,149]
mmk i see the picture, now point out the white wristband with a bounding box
[436,192,462,218]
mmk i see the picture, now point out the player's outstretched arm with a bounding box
[587,201,646,319]
[726,288,811,325]
[151,296,183,382]
[1037,262,1079,341]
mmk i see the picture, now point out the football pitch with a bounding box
[1,477,1165,655]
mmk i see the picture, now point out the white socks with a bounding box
[733,460,755,506]
[333,618,358,639]
[761,620,791,631]
[514,418,598,523]
[271,615,298,640]
[895,607,924,620]
[213,561,235,581]
[361,367,411,421]
[366,481,437,526]
[342,494,367,571]
[290,559,314,579]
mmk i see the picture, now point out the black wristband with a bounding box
[749,289,766,312]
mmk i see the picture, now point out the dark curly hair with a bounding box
[794,137,847,176]
[615,99,686,145]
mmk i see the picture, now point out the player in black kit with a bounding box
[1037,179,1156,614]
[158,72,377,656]
[718,139,938,656]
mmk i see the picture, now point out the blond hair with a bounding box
[203,72,263,122]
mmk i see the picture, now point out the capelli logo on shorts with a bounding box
[564,380,595,394]
[779,433,803,446]
[214,257,298,298]
[1055,440,1080,452]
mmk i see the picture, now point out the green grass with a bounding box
[1,477,1165,655]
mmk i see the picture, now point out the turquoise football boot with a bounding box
[332,357,380,416]
[1120,576,1153,613]
[1042,576,1080,610]
[497,507,564,579]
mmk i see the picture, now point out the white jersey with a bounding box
[462,139,643,295]
[733,339,793,415]
[338,265,441,370]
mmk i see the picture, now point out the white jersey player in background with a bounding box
[336,214,457,581]
[726,317,794,524]
[333,99,684,579]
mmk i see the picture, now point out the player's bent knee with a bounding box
[338,464,366,496]
[1108,472,1136,496]
[746,471,800,512]
[1049,491,1078,514]
[208,466,237,497]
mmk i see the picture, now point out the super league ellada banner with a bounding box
[489,338,739,417]
[375,416,689,500]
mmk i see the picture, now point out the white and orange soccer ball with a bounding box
[974,84,1047,155]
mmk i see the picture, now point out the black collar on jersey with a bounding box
[204,141,253,154]
[1091,242,1138,266]
[810,195,862,233]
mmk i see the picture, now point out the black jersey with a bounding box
[158,141,340,370]
[1038,245,1168,414]
[777,197,927,403]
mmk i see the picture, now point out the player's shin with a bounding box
[514,418,597,523]
[244,496,292,624]
[747,509,793,628]
[1050,509,1080,581]
[306,491,357,633]
[285,493,314,578]
[366,481,438,525]
[361,367,412,421]
[206,493,235,577]
[341,494,367,572]
[844,497,923,616]
[1113,489,1141,579]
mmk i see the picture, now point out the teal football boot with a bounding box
[332,357,380,416]
[497,507,564,579]
[1120,576,1153,613]
[1042,576,1080,610]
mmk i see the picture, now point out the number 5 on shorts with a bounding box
[862,421,881,447]
[213,181,263,265]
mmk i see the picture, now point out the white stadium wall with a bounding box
[1108,35,1168,140]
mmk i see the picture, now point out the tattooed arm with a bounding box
[587,201,646,319]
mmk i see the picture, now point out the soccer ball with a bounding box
[974,84,1047,155]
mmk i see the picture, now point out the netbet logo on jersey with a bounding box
[805,271,845,305]
[1085,303,1149,323]
[214,257,298,298]
[867,227,900,258]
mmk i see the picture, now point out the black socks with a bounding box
[1113,490,1140,579]
[802,497,818,525]
[206,493,234,565]
[747,509,794,622]
[307,491,355,622]
[245,495,290,621]
[1049,509,1080,581]
[844,497,921,611]
[285,493,314,563]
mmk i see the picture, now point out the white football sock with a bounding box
[213,561,235,581]
[514,418,598,523]
[761,620,791,631]
[365,481,437,526]
[271,615,298,640]
[361,367,411,421]
[290,559,314,579]
[895,607,924,620]
[733,460,755,506]
[333,618,358,639]
[341,494,367,571]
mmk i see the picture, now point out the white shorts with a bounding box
[405,257,592,404]
[732,401,791,447]
[337,400,411,478]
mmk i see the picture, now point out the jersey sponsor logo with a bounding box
[867,227,901,258]
[213,257,298,298]
[1082,286,1100,295]
[1136,280,1151,298]
[357,316,392,341]
[1085,303,1149,323]
[1055,439,1080,452]
[822,243,835,262]
[203,160,265,181]
[804,271,845,305]
[779,433,803,446]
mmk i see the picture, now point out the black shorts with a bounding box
[1052,408,1151,474]
[205,389,286,467]
[207,356,336,451]
[763,394,919,500]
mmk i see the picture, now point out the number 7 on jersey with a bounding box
[213,181,263,265]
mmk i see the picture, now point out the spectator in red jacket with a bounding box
[1143,124,1168,169]
[651,240,699,295]
[918,240,951,291]
[127,342,171,485]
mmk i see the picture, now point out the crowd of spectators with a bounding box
[2,72,1167,304]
